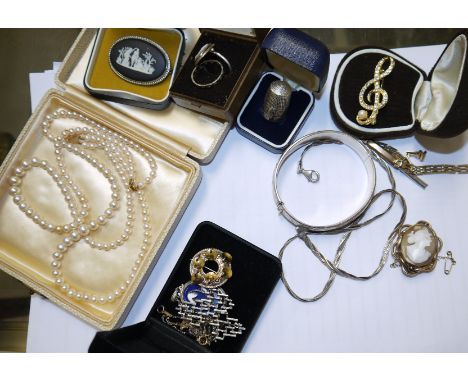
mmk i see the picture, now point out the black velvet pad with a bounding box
[89,221,281,353]
[170,32,257,107]
[237,73,313,152]
[332,49,424,138]
[89,321,209,352]
[149,221,282,352]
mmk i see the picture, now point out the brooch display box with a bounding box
[236,28,330,153]
[170,29,268,122]
[330,30,468,139]
[0,29,231,330]
[84,28,185,110]
[89,221,281,352]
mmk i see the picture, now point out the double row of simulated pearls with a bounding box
[8,108,157,304]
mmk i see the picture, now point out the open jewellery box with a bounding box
[330,30,468,139]
[0,29,231,330]
[170,29,268,122]
[88,221,282,352]
[236,28,330,153]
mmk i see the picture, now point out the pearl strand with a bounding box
[9,108,157,304]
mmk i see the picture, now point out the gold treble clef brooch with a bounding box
[356,56,395,126]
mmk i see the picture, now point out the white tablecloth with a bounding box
[26,44,468,352]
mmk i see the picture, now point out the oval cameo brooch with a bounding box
[391,221,455,277]
[109,36,171,86]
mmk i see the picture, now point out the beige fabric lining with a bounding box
[0,92,199,328]
[416,35,467,131]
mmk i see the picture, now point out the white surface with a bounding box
[26,46,468,352]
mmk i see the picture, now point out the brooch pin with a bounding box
[158,248,245,346]
[356,56,395,126]
[391,221,456,277]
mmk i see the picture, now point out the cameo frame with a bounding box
[392,220,442,277]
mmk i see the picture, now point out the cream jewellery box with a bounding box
[0,29,230,330]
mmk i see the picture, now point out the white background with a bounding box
[26,44,468,352]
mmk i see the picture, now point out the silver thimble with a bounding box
[262,80,292,122]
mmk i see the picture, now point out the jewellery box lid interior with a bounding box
[330,30,468,139]
[261,28,330,93]
[56,28,231,164]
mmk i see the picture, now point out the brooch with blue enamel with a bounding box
[158,248,244,346]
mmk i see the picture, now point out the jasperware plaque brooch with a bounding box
[109,36,171,86]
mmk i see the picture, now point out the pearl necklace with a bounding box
[8,108,157,304]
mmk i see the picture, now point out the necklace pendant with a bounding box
[392,221,448,277]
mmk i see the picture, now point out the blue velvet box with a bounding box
[236,28,330,153]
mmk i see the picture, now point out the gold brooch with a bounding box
[356,56,395,126]
[158,248,243,346]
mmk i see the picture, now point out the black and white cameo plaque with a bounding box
[109,36,171,86]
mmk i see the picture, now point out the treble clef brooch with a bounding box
[356,56,395,126]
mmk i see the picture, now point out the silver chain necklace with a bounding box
[274,131,407,302]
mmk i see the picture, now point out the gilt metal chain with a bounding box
[412,164,468,175]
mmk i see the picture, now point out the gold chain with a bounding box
[413,164,468,175]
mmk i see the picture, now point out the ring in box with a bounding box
[0,29,231,330]
[84,28,184,110]
[236,28,330,153]
[89,221,281,352]
[330,30,468,139]
[170,29,268,122]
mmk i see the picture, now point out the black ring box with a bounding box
[330,30,468,139]
[89,221,281,352]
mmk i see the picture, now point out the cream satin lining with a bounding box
[0,93,197,324]
[416,34,467,131]
[60,29,228,162]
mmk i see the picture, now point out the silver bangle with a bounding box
[190,59,224,88]
[273,130,377,232]
[273,130,408,302]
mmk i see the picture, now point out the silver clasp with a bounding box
[297,162,320,183]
